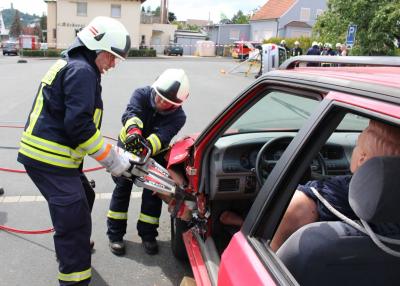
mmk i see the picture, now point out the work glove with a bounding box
[91,144,133,177]
[125,132,151,156]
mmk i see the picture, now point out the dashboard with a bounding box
[208,132,357,200]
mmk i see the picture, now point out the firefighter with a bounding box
[107,69,189,256]
[291,41,303,57]
[17,16,132,285]
[279,39,290,57]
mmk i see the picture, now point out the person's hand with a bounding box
[125,133,145,152]
[91,143,133,177]
[105,146,133,177]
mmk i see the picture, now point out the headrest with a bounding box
[349,156,400,223]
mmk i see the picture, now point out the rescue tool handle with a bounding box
[125,135,152,165]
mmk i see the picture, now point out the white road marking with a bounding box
[0,191,143,203]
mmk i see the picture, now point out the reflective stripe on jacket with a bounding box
[17,40,104,175]
[119,86,186,155]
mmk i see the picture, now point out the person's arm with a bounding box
[147,110,186,155]
[119,87,149,142]
[63,65,132,177]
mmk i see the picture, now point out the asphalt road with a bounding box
[0,53,254,285]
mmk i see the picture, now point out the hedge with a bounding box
[20,49,63,57]
[20,48,157,58]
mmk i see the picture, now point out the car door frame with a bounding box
[182,77,327,285]
[183,74,400,285]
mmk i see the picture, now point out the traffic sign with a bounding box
[346,24,357,47]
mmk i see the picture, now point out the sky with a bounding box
[0,0,267,23]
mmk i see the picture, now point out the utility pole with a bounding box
[160,0,168,24]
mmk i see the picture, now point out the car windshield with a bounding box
[5,43,16,48]
[224,91,368,135]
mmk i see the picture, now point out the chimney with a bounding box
[160,0,168,24]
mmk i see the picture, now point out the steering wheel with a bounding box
[255,136,327,186]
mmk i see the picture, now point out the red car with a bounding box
[231,41,261,60]
[166,56,400,286]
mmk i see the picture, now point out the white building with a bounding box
[44,0,176,52]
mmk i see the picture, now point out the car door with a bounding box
[171,77,327,285]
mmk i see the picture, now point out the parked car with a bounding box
[164,44,183,56]
[231,41,261,60]
[3,42,18,56]
[165,56,400,285]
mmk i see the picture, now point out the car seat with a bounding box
[276,156,400,286]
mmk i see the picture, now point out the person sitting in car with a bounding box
[220,120,400,251]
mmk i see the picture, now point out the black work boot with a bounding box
[109,240,126,256]
[142,239,158,255]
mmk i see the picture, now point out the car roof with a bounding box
[288,67,400,89]
[263,56,400,101]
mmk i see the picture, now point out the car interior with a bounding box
[203,90,365,250]
[196,87,400,284]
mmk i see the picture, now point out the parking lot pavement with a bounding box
[0,193,192,286]
[0,56,254,285]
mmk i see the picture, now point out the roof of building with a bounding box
[251,0,296,21]
[284,21,312,28]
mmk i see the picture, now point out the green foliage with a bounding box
[154,6,161,17]
[127,48,156,57]
[219,13,231,24]
[174,21,200,32]
[168,12,177,22]
[2,8,40,28]
[220,10,251,24]
[231,10,249,24]
[265,36,316,52]
[313,0,400,55]
[21,49,63,57]
[9,10,22,38]
[40,15,47,31]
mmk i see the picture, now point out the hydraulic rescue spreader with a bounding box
[124,135,195,217]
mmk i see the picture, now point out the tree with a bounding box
[154,6,161,17]
[9,9,23,38]
[219,13,231,24]
[313,0,400,55]
[231,10,249,24]
[40,14,47,31]
[168,12,177,22]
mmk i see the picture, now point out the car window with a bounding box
[337,113,369,131]
[224,91,319,135]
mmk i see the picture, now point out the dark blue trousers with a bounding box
[25,166,92,286]
[107,153,164,242]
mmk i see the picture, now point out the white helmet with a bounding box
[336,43,342,48]
[294,41,300,46]
[312,41,319,47]
[152,69,189,106]
[280,39,286,45]
[78,16,131,60]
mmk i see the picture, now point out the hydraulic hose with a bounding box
[0,225,54,234]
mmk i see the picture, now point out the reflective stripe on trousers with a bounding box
[58,268,91,283]
[107,210,128,220]
[138,212,159,225]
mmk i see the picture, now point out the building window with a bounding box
[316,9,324,18]
[300,8,310,22]
[111,4,121,18]
[77,2,87,17]
[53,28,56,39]
[229,29,240,40]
